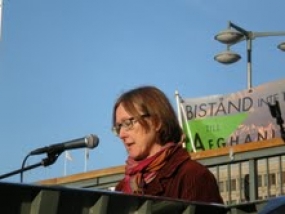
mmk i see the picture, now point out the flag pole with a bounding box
[175,90,183,127]
[84,148,87,172]
[84,148,89,172]
[64,151,67,176]
[176,91,196,152]
[180,101,196,152]
[64,151,73,176]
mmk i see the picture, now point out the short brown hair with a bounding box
[112,86,183,144]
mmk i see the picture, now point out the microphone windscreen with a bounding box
[86,134,99,148]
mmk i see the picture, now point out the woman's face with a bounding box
[115,103,162,160]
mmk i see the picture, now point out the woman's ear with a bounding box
[155,120,162,132]
[148,116,161,132]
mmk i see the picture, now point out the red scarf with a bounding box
[122,143,177,194]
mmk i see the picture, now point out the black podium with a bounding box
[0,181,230,214]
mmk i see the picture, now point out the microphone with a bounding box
[29,134,99,155]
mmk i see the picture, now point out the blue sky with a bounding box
[0,1,284,183]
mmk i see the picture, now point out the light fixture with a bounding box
[214,50,241,64]
[214,21,285,90]
[214,29,244,45]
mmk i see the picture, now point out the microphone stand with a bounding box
[0,151,61,181]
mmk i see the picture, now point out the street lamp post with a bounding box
[214,21,285,91]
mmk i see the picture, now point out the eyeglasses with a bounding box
[112,114,149,136]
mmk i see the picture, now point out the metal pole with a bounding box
[246,38,253,90]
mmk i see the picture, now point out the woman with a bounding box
[112,85,223,203]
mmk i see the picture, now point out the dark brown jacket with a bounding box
[116,146,223,204]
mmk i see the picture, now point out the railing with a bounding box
[198,140,285,205]
[177,138,284,206]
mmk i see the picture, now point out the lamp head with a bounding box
[214,50,241,64]
[215,29,244,45]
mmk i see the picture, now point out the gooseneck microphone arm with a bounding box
[0,149,61,181]
[0,134,99,182]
